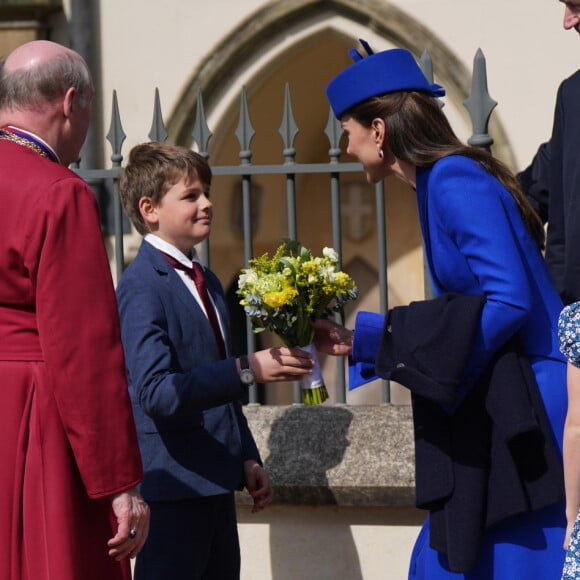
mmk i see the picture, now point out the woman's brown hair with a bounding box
[346,91,545,249]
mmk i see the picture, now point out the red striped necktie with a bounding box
[162,252,226,359]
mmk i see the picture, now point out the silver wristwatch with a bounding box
[238,355,255,385]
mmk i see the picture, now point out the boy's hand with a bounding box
[250,347,314,382]
[244,460,273,513]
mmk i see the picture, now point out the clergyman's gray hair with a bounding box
[0,52,93,110]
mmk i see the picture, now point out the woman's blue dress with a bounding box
[353,156,567,579]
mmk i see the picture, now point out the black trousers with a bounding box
[134,493,240,580]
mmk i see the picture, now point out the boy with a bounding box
[117,142,313,579]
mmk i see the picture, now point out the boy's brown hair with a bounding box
[119,142,212,235]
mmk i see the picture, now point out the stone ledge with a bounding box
[238,404,416,507]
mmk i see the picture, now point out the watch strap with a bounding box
[240,354,250,371]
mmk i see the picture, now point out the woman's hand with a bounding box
[311,318,353,356]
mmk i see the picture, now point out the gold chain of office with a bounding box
[0,129,51,160]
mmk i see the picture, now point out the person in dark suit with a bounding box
[116,142,313,579]
[518,1,580,305]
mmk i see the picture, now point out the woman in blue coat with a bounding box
[315,41,568,578]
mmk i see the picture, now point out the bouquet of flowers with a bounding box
[237,239,358,405]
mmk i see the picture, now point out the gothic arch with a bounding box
[166,0,513,166]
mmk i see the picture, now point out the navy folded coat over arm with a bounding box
[375,293,564,573]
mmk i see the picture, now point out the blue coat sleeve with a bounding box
[348,311,384,389]
[427,159,535,381]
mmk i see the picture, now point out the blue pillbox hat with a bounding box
[326,40,445,118]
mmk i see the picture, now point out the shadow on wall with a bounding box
[264,406,363,580]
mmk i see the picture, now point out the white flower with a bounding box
[238,269,258,288]
[322,247,338,262]
[318,264,335,281]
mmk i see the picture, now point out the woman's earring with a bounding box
[378,148,384,159]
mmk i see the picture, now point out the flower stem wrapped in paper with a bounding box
[237,239,359,405]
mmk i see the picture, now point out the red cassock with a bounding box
[0,139,143,579]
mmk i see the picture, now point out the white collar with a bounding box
[144,234,202,268]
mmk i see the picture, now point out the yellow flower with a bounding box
[263,287,297,308]
[334,271,354,289]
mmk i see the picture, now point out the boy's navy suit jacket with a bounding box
[116,240,260,501]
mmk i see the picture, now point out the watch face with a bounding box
[240,368,255,385]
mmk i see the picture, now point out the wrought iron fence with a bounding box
[73,48,497,406]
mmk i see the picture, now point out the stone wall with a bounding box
[239,404,416,507]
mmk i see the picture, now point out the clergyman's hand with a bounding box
[108,487,150,560]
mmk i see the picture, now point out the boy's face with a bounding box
[149,173,212,255]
